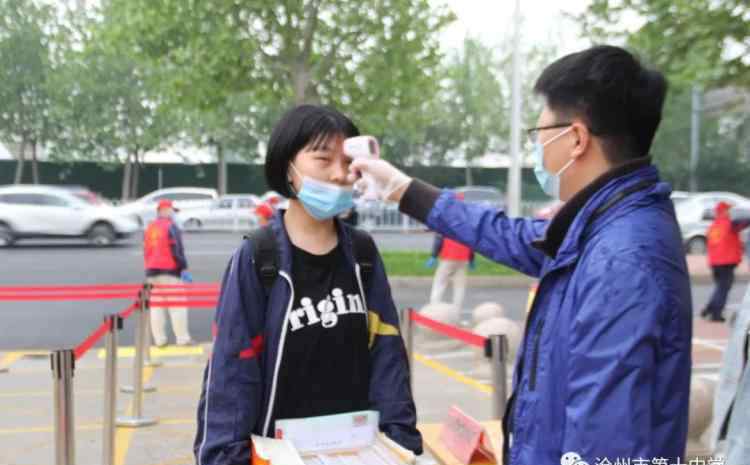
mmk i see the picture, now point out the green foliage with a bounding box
[98,0,456,164]
[579,0,750,193]
[580,0,749,88]
[0,0,56,146]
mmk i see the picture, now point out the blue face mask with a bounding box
[290,164,355,221]
[532,126,575,199]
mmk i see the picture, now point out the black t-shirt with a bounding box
[273,241,371,425]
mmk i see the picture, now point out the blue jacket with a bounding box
[194,214,421,464]
[403,162,692,464]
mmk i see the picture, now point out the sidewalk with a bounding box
[0,343,491,465]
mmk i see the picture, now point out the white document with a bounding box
[276,411,379,455]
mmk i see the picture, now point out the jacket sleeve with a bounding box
[365,248,423,455]
[401,180,548,277]
[168,224,188,271]
[562,252,684,460]
[194,242,266,465]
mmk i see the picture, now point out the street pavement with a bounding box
[0,231,742,350]
[0,231,740,464]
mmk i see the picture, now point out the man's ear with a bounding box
[570,121,590,159]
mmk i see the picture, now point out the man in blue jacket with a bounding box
[352,45,692,464]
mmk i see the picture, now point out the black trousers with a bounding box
[706,264,737,318]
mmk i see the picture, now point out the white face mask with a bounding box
[532,126,575,199]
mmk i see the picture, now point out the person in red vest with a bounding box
[143,199,194,346]
[702,201,750,322]
[426,194,475,326]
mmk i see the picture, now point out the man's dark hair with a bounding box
[265,104,359,198]
[533,45,668,164]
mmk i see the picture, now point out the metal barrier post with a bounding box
[117,291,158,427]
[102,315,122,465]
[401,308,415,392]
[122,289,156,393]
[141,284,162,368]
[487,334,509,420]
[51,349,76,465]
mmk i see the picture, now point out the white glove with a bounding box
[348,158,412,203]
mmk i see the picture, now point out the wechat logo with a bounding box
[561,452,589,465]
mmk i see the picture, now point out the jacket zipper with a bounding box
[529,318,545,391]
[261,271,294,437]
[354,263,369,326]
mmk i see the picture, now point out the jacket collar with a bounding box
[269,209,357,274]
[533,156,659,264]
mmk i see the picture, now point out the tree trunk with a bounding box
[121,153,132,202]
[216,142,226,195]
[30,140,40,184]
[13,137,27,184]
[465,164,473,186]
[292,62,311,104]
[130,150,140,199]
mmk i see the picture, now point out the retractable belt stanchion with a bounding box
[102,315,122,465]
[121,289,156,394]
[486,334,509,420]
[141,283,162,368]
[117,289,158,427]
[51,349,76,465]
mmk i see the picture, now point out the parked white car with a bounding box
[0,185,140,247]
[675,191,750,254]
[116,187,219,227]
[177,195,261,231]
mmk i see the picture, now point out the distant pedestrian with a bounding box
[143,199,194,346]
[426,195,475,325]
[255,201,274,226]
[702,201,749,322]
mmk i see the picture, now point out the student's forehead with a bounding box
[305,133,344,150]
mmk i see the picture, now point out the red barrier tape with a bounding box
[73,319,111,361]
[151,283,219,289]
[0,292,139,302]
[150,300,218,309]
[0,284,142,293]
[409,310,486,348]
[118,302,139,320]
[150,291,219,298]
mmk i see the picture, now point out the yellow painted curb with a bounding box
[413,352,492,395]
[97,345,203,360]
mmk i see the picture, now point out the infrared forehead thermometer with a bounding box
[344,136,380,200]
[343,135,380,159]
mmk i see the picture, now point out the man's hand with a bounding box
[348,158,412,203]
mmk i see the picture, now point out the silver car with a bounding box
[675,192,750,254]
[0,185,139,247]
[177,195,261,231]
[116,187,219,228]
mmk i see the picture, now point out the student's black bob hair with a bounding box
[533,45,668,164]
[265,104,360,198]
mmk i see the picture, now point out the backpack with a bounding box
[245,225,376,297]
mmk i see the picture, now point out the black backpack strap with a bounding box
[244,225,279,297]
[350,228,377,291]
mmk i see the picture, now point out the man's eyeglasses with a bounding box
[525,123,572,146]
